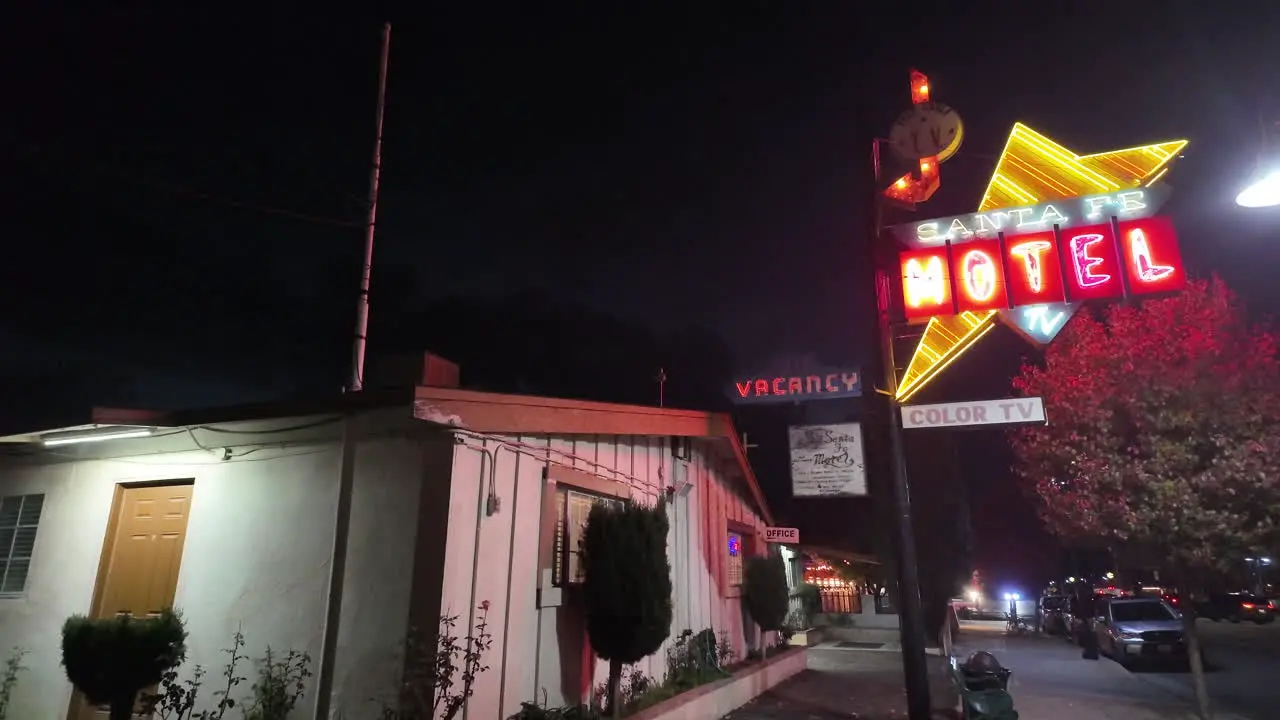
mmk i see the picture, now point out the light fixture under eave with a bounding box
[1236,168,1280,208]
[41,427,154,447]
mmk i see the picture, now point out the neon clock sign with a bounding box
[898,212,1185,322]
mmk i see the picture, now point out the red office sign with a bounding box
[899,215,1184,321]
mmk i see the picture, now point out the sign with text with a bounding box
[999,302,1080,347]
[788,423,868,496]
[732,369,862,404]
[899,213,1184,322]
[892,185,1170,249]
[901,397,1047,430]
[764,527,800,544]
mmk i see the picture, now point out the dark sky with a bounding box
[3,4,1280,588]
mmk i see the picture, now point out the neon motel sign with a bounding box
[898,191,1185,322]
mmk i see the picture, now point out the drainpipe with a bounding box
[314,415,359,719]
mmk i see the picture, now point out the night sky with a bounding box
[4,4,1280,590]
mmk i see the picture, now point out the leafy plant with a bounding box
[142,628,248,720]
[743,554,789,658]
[580,503,673,715]
[62,609,188,720]
[715,631,733,667]
[434,602,493,719]
[663,628,725,689]
[242,647,311,720]
[1009,276,1280,720]
[373,604,492,719]
[0,647,27,720]
[790,583,821,626]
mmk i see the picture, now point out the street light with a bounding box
[1236,167,1280,208]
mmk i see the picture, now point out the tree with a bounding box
[743,554,789,658]
[61,610,187,720]
[581,502,673,716]
[1009,277,1280,720]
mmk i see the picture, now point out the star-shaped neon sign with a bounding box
[895,123,1188,403]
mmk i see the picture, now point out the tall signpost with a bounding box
[871,70,963,719]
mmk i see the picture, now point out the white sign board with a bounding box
[901,397,1047,430]
[788,423,868,497]
[764,527,800,544]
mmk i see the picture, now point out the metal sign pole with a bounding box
[870,138,933,720]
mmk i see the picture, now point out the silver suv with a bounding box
[1095,597,1185,666]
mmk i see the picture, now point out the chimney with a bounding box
[368,352,460,389]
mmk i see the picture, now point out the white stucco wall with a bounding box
[438,432,766,719]
[0,415,425,720]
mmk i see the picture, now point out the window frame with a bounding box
[0,493,46,598]
[553,486,626,588]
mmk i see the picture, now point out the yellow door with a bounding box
[72,482,193,719]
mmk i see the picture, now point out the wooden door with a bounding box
[72,482,194,720]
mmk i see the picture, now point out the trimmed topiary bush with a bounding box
[581,502,673,716]
[62,609,187,720]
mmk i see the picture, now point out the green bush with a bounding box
[581,502,673,716]
[62,610,187,720]
[743,555,789,657]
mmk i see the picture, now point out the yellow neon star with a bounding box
[895,123,1188,403]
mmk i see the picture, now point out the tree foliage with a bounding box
[743,554,789,636]
[581,502,673,715]
[1009,277,1280,577]
[62,610,187,720]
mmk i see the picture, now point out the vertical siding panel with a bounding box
[465,436,522,720]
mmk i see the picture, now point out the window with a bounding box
[552,488,624,586]
[0,494,44,596]
[726,531,744,586]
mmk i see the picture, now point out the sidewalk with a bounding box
[952,621,1245,719]
[723,646,958,718]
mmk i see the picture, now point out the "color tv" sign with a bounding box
[899,214,1185,321]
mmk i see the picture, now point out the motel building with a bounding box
[0,354,781,719]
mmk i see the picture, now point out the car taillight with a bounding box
[1269,600,1277,610]
[1242,603,1256,610]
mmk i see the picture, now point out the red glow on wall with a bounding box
[1062,223,1124,302]
[951,239,1008,313]
[1119,215,1186,295]
[900,248,953,320]
[1005,232,1066,306]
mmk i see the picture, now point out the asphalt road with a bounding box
[1123,618,1280,719]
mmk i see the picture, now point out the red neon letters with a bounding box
[899,216,1183,320]
[901,248,953,320]
[1118,215,1185,295]
[1005,233,1065,306]
[952,239,1007,313]
[1062,222,1124,302]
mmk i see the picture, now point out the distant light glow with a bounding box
[1236,169,1280,208]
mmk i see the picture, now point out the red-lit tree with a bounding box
[1009,277,1280,720]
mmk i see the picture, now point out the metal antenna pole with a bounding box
[348,22,391,392]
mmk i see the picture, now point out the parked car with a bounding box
[1198,593,1276,624]
[1037,595,1069,635]
[1094,597,1186,666]
[1063,593,1100,645]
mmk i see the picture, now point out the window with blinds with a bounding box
[0,494,44,596]
[726,531,744,586]
[552,488,624,586]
